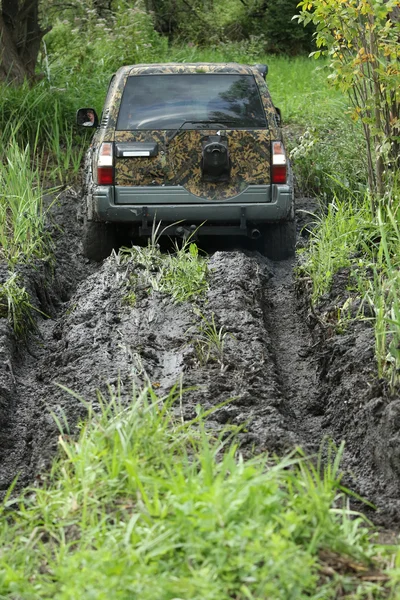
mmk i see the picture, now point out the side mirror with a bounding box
[76,108,99,128]
[254,64,268,80]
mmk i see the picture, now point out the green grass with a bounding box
[299,190,400,387]
[289,115,367,199]
[365,206,400,388]
[299,194,376,301]
[0,272,38,336]
[189,310,232,369]
[0,384,395,599]
[119,236,208,304]
[0,139,50,266]
[0,134,52,334]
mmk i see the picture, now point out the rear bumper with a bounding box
[90,184,293,224]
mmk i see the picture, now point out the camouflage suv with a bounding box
[77,62,295,260]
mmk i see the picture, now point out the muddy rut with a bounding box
[0,191,400,527]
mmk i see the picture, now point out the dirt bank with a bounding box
[0,191,399,527]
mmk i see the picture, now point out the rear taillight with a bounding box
[271,140,287,184]
[97,142,114,185]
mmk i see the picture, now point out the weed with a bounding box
[189,310,233,370]
[119,236,208,304]
[157,240,208,303]
[289,112,367,200]
[43,109,88,183]
[301,186,400,388]
[302,193,376,301]
[0,138,52,265]
[0,273,37,336]
[364,206,400,388]
[122,290,137,307]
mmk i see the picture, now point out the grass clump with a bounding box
[189,310,232,369]
[0,138,51,335]
[301,194,376,301]
[0,140,50,265]
[289,112,367,200]
[119,238,208,303]
[299,190,400,388]
[0,384,393,599]
[363,206,400,388]
[156,241,208,302]
[0,273,37,336]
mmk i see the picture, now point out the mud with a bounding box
[0,191,400,527]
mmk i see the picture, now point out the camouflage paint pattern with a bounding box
[253,71,281,139]
[90,63,282,199]
[114,129,271,200]
[128,63,253,76]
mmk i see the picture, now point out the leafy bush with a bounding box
[44,1,167,80]
[290,112,367,200]
[296,0,400,202]
[239,0,315,54]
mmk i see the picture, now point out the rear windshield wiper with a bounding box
[166,120,239,146]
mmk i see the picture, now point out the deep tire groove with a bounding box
[261,259,323,452]
[0,190,97,492]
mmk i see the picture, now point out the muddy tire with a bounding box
[82,218,116,261]
[261,219,296,260]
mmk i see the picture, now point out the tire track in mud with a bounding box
[1,193,400,526]
[0,190,97,490]
[261,260,322,453]
[0,246,303,491]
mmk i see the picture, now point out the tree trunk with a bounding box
[0,14,26,83]
[0,0,50,83]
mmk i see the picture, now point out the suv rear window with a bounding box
[116,74,267,130]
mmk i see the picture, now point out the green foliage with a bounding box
[189,310,232,369]
[250,0,315,54]
[300,194,376,301]
[145,0,313,54]
[119,237,208,303]
[0,138,50,265]
[0,273,37,336]
[299,187,400,389]
[0,118,52,336]
[296,0,400,203]
[0,79,94,183]
[289,112,367,199]
[44,1,168,79]
[363,203,400,388]
[0,384,392,598]
[157,241,208,302]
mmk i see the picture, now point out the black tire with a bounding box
[82,217,116,261]
[261,218,296,260]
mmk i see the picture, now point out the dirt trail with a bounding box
[0,192,400,526]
